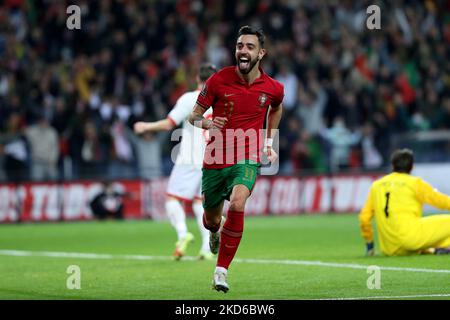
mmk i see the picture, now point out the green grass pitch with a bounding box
[0,214,449,300]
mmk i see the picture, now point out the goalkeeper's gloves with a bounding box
[366,242,374,256]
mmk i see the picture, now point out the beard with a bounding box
[236,55,259,74]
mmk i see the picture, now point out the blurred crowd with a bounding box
[0,0,449,182]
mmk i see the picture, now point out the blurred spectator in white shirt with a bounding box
[321,117,361,171]
[25,116,59,181]
[297,81,327,136]
[361,122,383,170]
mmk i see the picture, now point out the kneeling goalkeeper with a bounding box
[359,149,450,256]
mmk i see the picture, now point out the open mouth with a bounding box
[239,57,250,70]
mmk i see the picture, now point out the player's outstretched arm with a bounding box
[416,178,450,211]
[134,119,175,135]
[189,103,227,129]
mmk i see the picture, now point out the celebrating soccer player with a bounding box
[359,148,450,256]
[134,63,217,261]
[189,26,284,292]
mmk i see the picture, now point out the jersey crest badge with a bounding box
[258,93,268,107]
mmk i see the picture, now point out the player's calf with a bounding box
[209,216,226,254]
[202,214,221,233]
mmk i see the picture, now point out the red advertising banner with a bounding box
[0,180,145,223]
[245,174,381,215]
[0,174,382,223]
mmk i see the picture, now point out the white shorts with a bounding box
[166,164,202,201]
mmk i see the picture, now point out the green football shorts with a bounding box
[201,162,260,209]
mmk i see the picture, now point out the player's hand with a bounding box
[134,122,148,134]
[264,146,278,163]
[366,242,374,256]
[208,117,228,130]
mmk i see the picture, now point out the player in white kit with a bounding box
[134,63,216,260]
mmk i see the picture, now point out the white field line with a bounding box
[236,258,450,274]
[318,293,450,300]
[1,249,450,274]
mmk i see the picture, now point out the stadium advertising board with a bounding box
[0,181,143,222]
[0,174,383,223]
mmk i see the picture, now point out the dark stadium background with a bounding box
[0,0,449,221]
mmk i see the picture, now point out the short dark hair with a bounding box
[199,62,217,82]
[237,25,265,48]
[391,149,414,173]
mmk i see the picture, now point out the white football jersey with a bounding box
[168,89,212,169]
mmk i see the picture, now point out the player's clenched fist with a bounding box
[134,122,148,134]
[264,146,278,163]
[207,116,228,130]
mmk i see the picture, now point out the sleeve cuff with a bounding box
[167,116,177,127]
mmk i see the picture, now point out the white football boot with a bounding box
[212,268,229,293]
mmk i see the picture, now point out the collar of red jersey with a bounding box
[234,66,266,84]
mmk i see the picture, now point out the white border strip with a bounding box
[1,249,450,274]
[318,293,450,300]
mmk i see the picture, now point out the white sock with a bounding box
[165,199,188,241]
[193,201,211,252]
[215,266,228,274]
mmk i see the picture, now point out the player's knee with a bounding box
[229,197,246,212]
[229,185,250,212]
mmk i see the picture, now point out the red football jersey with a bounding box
[196,66,284,169]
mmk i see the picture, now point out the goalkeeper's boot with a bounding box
[173,232,194,260]
[209,216,226,254]
[212,269,229,293]
[435,247,450,255]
